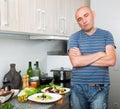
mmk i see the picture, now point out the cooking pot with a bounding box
[40,76,53,85]
[51,67,71,81]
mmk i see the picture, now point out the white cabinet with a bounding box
[56,0,90,36]
[18,0,36,32]
[36,0,48,34]
[55,0,71,36]
[0,0,90,37]
[28,0,72,36]
[23,0,56,35]
[24,0,90,36]
[34,0,56,35]
[0,0,19,31]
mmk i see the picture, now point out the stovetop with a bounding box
[53,80,71,88]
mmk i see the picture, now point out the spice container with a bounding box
[30,76,40,88]
[22,74,29,89]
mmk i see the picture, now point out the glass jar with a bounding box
[30,76,40,88]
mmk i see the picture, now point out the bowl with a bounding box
[40,77,53,85]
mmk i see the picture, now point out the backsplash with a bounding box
[0,36,66,87]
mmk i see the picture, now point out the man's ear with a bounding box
[92,11,96,18]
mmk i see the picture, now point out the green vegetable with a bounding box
[17,87,38,102]
[36,84,50,92]
[19,87,38,96]
[17,83,60,102]
[0,103,14,109]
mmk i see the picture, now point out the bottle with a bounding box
[33,61,41,78]
[32,61,41,87]
[27,61,33,80]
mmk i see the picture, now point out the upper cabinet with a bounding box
[55,0,71,36]
[31,0,57,35]
[0,0,19,31]
[0,0,90,37]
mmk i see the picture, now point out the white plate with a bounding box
[27,93,62,103]
[12,89,19,97]
[0,89,19,97]
[41,87,70,94]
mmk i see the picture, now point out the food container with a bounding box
[30,76,40,88]
[51,67,71,81]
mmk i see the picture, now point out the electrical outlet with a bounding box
[114,65,119,71]
[113,102,119,109]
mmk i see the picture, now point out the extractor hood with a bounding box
[29,35,69,40]
[0,30,69,40]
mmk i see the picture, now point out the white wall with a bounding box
[0,36,65,87]
[91,0,120,109]
[47,55,72,76]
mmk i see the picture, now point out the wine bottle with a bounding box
[32,61,41,86]
[27,61,33,80]
[33,61,41,77]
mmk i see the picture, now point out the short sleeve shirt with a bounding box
[67,28,115,85]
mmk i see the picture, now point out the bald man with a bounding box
[68,6,116,109]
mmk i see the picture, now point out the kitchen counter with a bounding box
[7,92,70,109]
[8,98,52,109]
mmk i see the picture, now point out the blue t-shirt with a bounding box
[68,28,115,85]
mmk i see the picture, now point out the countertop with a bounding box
[6,92,70,109]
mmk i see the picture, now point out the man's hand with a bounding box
[91,45,116,66]
[69,47,81,56]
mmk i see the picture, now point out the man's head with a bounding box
[75,6,96,34]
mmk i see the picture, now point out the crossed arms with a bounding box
[68,45,116,67]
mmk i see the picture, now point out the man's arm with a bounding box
[68,47,105,67]
[91,45,116,66]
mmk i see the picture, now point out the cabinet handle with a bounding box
[37,9,42,30]
[59,17,66,34]
[1,0,8,26]
[41,10,46,31]
[37,9,46,31]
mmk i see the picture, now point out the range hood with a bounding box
[0,30,69,40]
[29,35,69,41]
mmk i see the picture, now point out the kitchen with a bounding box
[0,0,120,109]
[0,0,89,108]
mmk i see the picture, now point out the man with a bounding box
[68,6,116,109]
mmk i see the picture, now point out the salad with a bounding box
[34,93,52,101]
[45,86,67,94]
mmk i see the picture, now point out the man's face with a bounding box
[75,7,95,33]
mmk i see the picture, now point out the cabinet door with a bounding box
[0,0,19,31]
[56,0,71,36]
[28,0,89,36]
[17,0,30,32]
[26,0,36,33]
[35,0,46,34]
[45,0,57,35]
[26,0,56,35]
